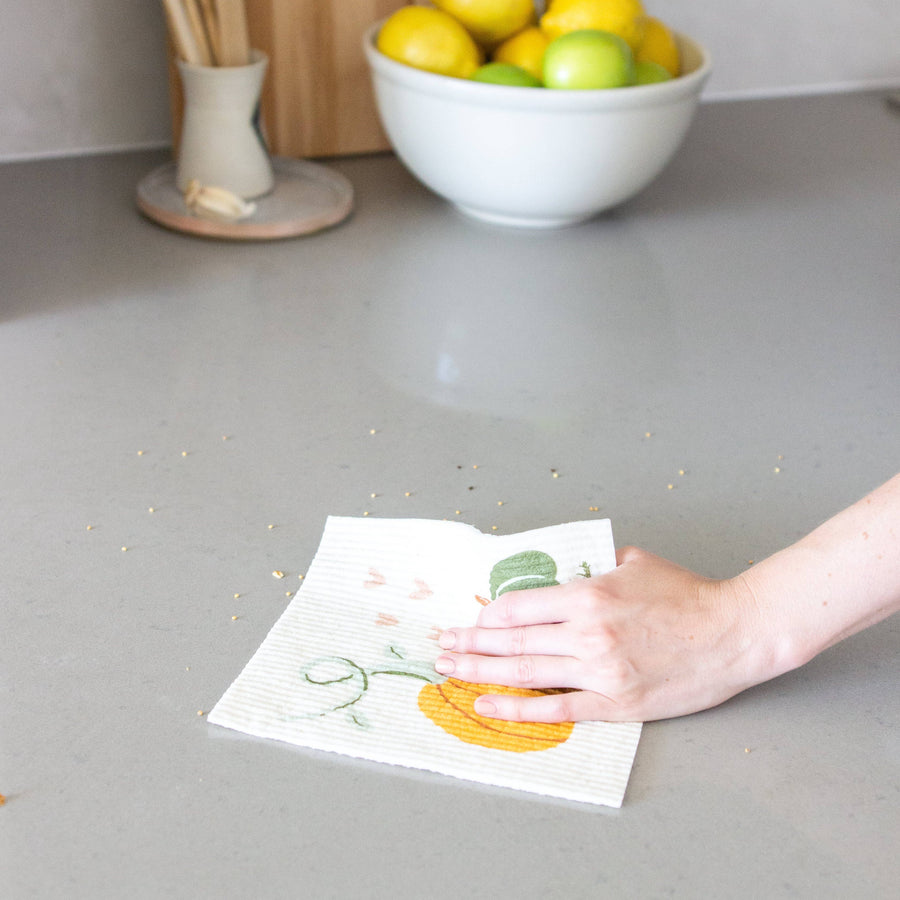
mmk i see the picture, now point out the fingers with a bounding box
[434,650,582,690]
[473,688,625,724]
[438,621,568,657]
[475,581,576,629]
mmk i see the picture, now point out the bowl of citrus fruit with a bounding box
[364,0,711,227]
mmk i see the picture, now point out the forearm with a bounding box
[736,473,900,679]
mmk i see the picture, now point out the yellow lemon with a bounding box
[540,0,646,52]
[635,16,680,77]
[431,0,536,51]
[492,25,549,82]
[376,6,482,79]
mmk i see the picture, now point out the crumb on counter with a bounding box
[272,570,285,579]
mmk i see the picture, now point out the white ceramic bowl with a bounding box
[363,22,711,227]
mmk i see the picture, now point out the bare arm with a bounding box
[434,473,900,722]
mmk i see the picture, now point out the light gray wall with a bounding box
[2,1,899,161]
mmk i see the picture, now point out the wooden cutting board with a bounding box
[169,0,410,158]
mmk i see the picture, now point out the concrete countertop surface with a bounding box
[1,90,898,898]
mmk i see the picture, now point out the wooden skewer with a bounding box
[214,0,251,67]
[197,0,221,65]
[161,0,203,65]
[183,0,214,66]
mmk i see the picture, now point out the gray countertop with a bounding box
[2,90,898,898]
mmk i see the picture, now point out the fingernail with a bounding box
[474,697,497,716]
[438,630,456,650]
[434,655,455,675]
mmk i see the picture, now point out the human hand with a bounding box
[434,547,766,723]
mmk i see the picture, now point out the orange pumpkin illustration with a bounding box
[419,550,576,752]
[418,677,573,752]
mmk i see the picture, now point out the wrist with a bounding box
[721,562,806,687]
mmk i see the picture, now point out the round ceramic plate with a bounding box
[136,157,354,240]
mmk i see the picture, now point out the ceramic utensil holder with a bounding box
[176,50,274,199]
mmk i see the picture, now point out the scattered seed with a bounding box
[589,506,599,512]
[678,469,686,476]
[272,570,284,579]
[645,432,652,438]
[667,484,674,490]
[0,794,6,805]
[267,524,275,530]
[472,465,479,469]
[491,525,498,531]
[774,466,781,474]
[404,492,412,497]
[222,435,229,441]
[181,451,188,457]
[298,574,304,580]
[148,507,155,513]
[233,593,240,599]
[121,546,128,552]
[363,511,370,516]
[744,747,751,754]
[497,500,504,506]
[369,429,377,435]
[86,525,93,531]
[285,591,293,597]
[197,710,205,717]
[455,510,461,515]
[137,450,144,456]
[231,615,239,621]
[370,493,377,498]
[747,560,754,565]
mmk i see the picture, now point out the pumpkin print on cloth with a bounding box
[419,550,574,752]
[418,678,574,752]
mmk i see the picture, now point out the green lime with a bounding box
[470,61,543,87]
[543,29,635,90]
[634,60,672,84]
